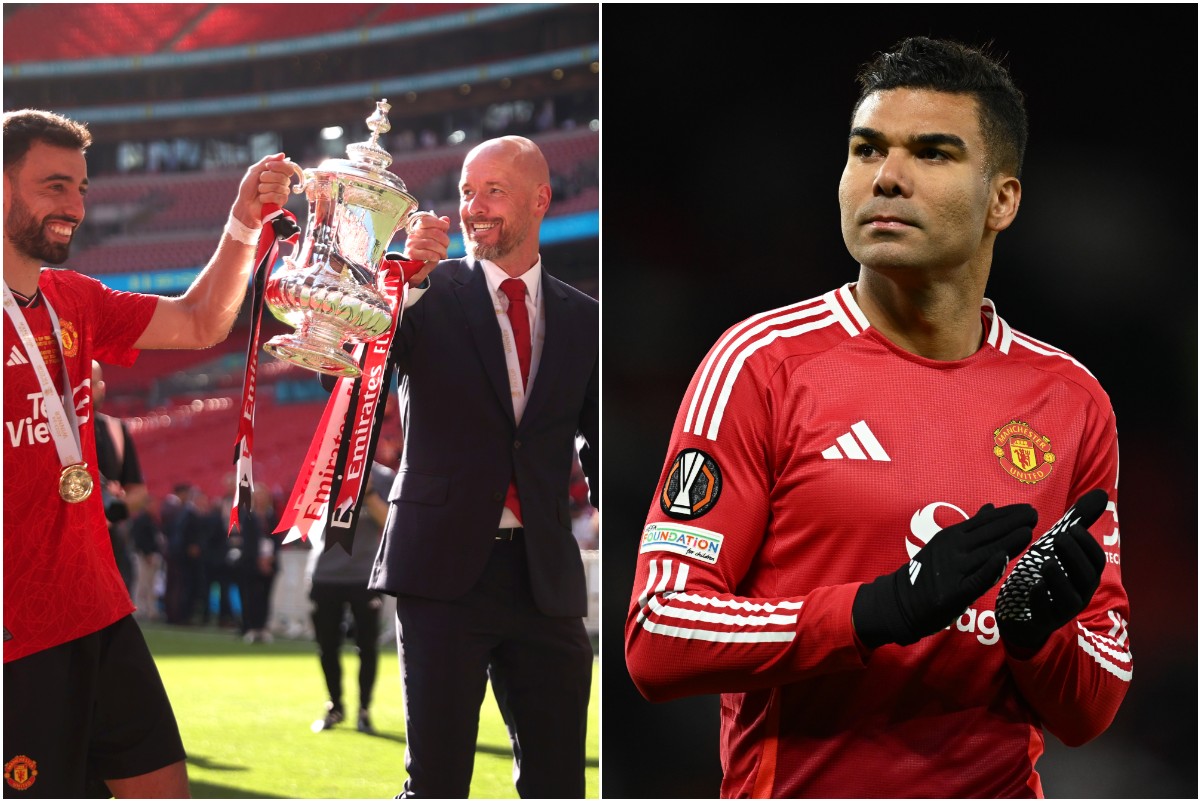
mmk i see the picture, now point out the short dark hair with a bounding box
[852,36,1028,179]
[3,108,92,172]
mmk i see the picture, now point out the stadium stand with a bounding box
[4,4,598,592]
[64,126,597,276]
[3,3,208,61]
[3,3,487,62]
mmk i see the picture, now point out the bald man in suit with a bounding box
[372,136,598,798]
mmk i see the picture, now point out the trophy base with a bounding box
[263,335,361,379]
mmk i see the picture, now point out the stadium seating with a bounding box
[3,4,208,62]
[3,4,486,63]
[68,128,597,276]
[550,185,600,217]
[121,356,326,500]
[172,4,381,51]
[174,3,487,51]
[371,4,486,26]
[68,233,222,276]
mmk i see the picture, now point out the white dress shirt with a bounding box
[480,258,545,528]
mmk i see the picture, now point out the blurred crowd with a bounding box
[120,476,282,643]
[113,458,598,640]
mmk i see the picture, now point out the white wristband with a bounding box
[225,214,260,246]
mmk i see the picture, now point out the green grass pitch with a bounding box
[143,622,600,799]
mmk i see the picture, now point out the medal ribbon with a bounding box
[2,282,86,473]
[229,207,300,533]
[276,256,421,552]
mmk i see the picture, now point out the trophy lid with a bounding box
[314,99,411,194]
[346,99,395,171]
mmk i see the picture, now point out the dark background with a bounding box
[599,6,1197,798]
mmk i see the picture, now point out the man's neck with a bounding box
[3,245,43,297]
[854,268,988,361]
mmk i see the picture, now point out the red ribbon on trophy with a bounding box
[230,205,300,535]
[273,255,423,553]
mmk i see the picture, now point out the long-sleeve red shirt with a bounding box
[625,284,1132,798]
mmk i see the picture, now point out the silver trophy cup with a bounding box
[263,99,428,377]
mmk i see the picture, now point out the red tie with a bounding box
[500,278,529,522]
[500,278,530,389]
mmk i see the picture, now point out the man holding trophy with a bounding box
[372,135,599,799]
[0,107,451,798]
[274,124,598,797]
[241,102,595,795]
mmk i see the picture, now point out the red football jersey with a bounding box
[624,284,1132,799]
[4,268,157,663]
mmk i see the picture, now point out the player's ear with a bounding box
[987,175,1020,233]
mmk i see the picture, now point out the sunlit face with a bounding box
[3,141,88,265]
[458,147,539,265]
[838,88,995,274]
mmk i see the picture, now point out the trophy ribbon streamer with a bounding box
[275,255,422,552]
[229,205,300,534]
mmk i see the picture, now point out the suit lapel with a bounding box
[452,259,516,423]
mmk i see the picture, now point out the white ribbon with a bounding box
[2,282,85,471]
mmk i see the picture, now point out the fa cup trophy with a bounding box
[263,99,428,377]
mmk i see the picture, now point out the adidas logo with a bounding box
[6,346,29,367]
[821,420,890,461]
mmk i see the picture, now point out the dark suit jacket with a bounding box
[369,256,598,618]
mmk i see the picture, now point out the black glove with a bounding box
[853,503,1037,648]
[997,489,1108,654]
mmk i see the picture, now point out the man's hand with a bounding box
[229,153,299,230]
[996,489,1108,656]
[138,153,300,349]
[853,503,1037,648]
[401,213,452,286]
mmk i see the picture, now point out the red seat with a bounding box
[3,3,478,63]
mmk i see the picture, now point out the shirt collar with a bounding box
[480,257,542,305]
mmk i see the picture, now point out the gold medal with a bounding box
[59,463,93,504]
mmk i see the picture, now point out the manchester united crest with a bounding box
[59,319,80,358]
[993,420,1055,484]
[4,755,37,791]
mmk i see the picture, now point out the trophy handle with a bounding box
[403,209,437,234]
[260,160,307,223]
[282,160,307,194]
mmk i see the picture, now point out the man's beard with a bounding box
[5,195,73,265]
[462,214,529,262]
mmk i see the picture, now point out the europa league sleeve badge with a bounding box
[59,462,94,503]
